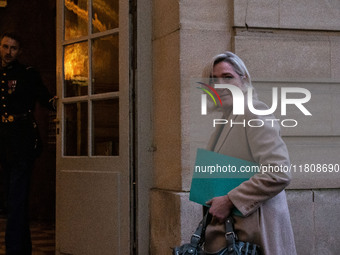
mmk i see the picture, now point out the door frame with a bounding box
[131,0,153,253]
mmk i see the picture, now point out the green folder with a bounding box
[189,148,259,216]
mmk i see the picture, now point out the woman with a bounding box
[203,52,297,255]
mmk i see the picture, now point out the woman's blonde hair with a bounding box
[202,51,257,98]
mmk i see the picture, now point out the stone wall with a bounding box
[151,1,340,254]
[234,1,340,254]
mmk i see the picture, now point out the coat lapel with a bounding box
[206,122,224,151]
[213,113,238,152]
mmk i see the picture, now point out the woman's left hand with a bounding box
[206,195,234,223]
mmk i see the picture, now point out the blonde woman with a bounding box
[203,52,297,255]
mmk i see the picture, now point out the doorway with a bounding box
[0,0,57,225]
[0,0,57,253]
[0,0,134,254]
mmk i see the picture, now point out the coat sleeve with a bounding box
[227,100,291,217]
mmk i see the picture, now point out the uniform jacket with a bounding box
[205,99,297,255]
[0,61,54,161]
[0,60,54,115]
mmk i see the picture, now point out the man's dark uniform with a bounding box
[0,60,54,255]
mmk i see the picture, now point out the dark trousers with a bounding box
[0,122,37,255]
[2,159,33,255]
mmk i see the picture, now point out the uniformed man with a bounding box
[0,32,56,255]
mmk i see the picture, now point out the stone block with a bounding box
[180,0,231,31]
[150,190,202,254]
[153,0,179,39]
[284,137,340,189]
[179,192,203,243]
[180,29,231,77]
[286,190,315,255]
[280,0,340,30]
[153,31,182,191]
[248,0,280,28]
[235,33,331,80]
[235,0,280,28]
[234,0,340,31]
[253,81,340,136]
[150,189,181,255]
[331,37,340,80]
[314,189,340,254]
[234,0,248,27]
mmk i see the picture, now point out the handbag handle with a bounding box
[172,212,210,255]
[189,211,210,249]
[191,213,236,249]
[225,217,238,253]
[224,217,260,255]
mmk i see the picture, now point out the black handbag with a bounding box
[172,213,261,255]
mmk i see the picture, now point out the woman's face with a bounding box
[211,61,244,110]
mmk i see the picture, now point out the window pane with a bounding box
[92,35,119,94]
[92,99,119,156]
[64,0,88,40]
[92,0,119,33]
[64,102,88,156]
[64,42,89,97]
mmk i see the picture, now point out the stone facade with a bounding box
[151,1,340,255]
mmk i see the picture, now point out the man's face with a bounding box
[0,36,21,67]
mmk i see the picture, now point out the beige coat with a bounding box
[205,99,297,255]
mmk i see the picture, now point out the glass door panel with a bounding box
[64,42,89,97]
[92,0,119,33]
[64,102,88,156]
[92,99,119,156]
[64,0,89,40]
[92,35,119,94]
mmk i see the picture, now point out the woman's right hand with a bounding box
[206,194,234,223]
